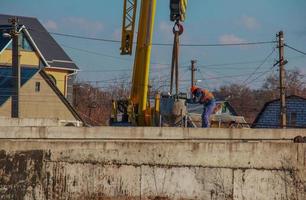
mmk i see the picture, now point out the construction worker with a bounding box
[191,86,216,128]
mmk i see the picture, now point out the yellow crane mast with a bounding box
[120,0,137,55]
[114,0,187,126]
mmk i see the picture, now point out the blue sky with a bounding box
[2,0,306,91]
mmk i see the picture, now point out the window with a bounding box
[6,32,33,51]
[21,35,33,51]
[20,33,33,51]
[35,82,40,92]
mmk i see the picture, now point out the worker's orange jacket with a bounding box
[200,89,214,103]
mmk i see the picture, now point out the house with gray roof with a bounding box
[0,17,84,125]
[0,14,79,104]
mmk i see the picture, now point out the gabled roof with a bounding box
[0,14,78,70]
[252,95,306,127]
[0,24,49,67]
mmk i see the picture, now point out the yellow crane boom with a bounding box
[121,0,156,126]
[118,0,187,126]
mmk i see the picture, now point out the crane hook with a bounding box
[172,21,184,35]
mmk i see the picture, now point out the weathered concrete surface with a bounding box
[0,117,82,127]
[1,126,306,140]
[0,127,305,200]
[0,117,59,127]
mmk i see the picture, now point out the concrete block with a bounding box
[233,169,301,200]
[141,166,233,200]
[43,162,141,199]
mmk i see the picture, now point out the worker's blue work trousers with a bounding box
[201,99,216,128]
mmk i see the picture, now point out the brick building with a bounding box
[252,95,306,128]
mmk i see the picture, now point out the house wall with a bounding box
[254,97,306,128]
[0,49,40,66]
[0,49,71,99]
[44,68,70,97]
[0,72,77,121]
[66,73,76,104]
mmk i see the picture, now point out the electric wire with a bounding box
[21,31,174,67]
[49,31,120,43]
[244,65,277,86]
[241,48,276,85]
[29,28,277,47]
[3,28,305,88]
[284,44,306,56]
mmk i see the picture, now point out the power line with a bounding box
[179,70,273,82]
[244,65,277,86]
[61,43,172,66]
[241,48,276,85]
[50,32,120,43]
[196,59,276,69]
[155,41,277,47]
[75,70,271,84]
[61,44,132,62]
[77,54,306,73]
[30,29,277,47]
[285,44,306,56]
[21,29,284,73]
[25,31,173,66]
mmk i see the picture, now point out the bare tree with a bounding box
[215,83,258,123]
[262,68,306,97]
[73,79,131,126]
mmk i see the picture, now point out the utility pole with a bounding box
[10,17,21,118]
[190,60,197,88]
[277,31,286,128]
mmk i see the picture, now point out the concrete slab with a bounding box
[0,126,306,140]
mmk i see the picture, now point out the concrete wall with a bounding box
[0,127,305,200]
[0,117,82,127]
[0,117,59,127]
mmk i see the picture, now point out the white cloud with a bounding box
[219,34,246,44]
[62,17,104,34]
[240,15,260,30]
[43,20,58,30]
